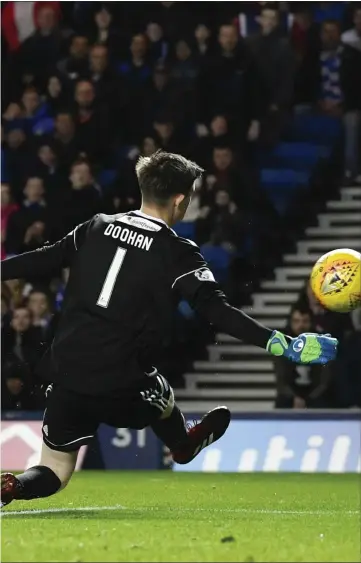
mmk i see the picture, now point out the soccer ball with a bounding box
[310,248,361,312]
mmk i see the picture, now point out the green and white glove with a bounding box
[266,330,338,365]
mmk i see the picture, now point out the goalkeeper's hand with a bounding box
[266,330,338,364]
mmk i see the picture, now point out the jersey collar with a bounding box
[132,210,169,229]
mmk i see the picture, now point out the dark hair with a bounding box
[135,150,204,206]
[290,303,312,317]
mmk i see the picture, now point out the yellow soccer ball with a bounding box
[310,248,361,312]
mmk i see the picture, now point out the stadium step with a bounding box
[207,344,268,361]
[274,266,312,282]
[297,238,361,254]
[326,200,361,210]
[252,292,299,308]
[184,373,275,387]
[305,226,361,237]
[177,400,275,412]
[283,253,322,263]
[260,280,304,290]
[185,184,361,407]
[214,317,287,330]
[340,186,361,200]
[318,212,361,228]
[193,360,274,372]
[243,305,291,316]
[175,388,276,399]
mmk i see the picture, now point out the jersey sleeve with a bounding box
[1,219,94,281]
[171,238,272,349]
[171,238,223,305]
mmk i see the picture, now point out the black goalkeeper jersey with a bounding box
[1,210,272,396]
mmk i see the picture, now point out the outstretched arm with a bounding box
[1,221,92,281]
[171,240,338,364]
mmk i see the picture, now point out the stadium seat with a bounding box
[260,168,310,214]
[173,221,196,240]
[261,168,309,185]
[287,114,342,144]
[97,169,117,190]
[258,142,330,171]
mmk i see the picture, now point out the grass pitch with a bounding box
[1,472,360,562]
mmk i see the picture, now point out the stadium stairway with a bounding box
[176,186,361,412]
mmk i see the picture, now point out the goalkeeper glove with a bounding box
[266,330,338,364]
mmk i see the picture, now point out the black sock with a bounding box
[16,466,61,500]
[151,404,188,449]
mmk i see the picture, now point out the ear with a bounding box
[174,193,185,208]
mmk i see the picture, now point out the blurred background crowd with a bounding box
[1,1,361,412]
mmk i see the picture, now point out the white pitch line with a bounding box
[1,506,359,517]
[0,505,125,517]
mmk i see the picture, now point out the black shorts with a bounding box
[42,371,174,452]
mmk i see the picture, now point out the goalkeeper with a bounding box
[1,151,338,508]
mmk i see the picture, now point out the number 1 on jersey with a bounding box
[97,247,127,308]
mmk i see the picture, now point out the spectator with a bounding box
[2,306,44,369]
[91,6,125,59]
[140,135,161,157]
[57,35,89,81]
[153,114,183,153]
[21,221,48,255]
[298,20,361,181]
[16,5,65,89]
[197,189,244,250]
[1,184,19,259]
[198,24,262,145]
[141,65,186,134]
[274,306,333,409]
[154,1,193,42]
[27,290,53,334]
[1,369,40,411]
[205,145,254,208]
[342,6,361,52]
[73,80,111,164]
[146,22,169,63]
[193,24,214,62]
[118,34,151,89]
[52,112,80,173]
[46,74,69,116]
[170,39,199,91]
[20,87,49,131]
[247,5,295,146]
[60,160,101,235]
[31,142,65,200]
[3,127,33,198]
[5,177,49,255]
[189,114,234,168]
[87,45,124,117]
[290,7,320,64]
[2,279,26,309]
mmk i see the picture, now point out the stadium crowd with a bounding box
[1,1,361,411]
